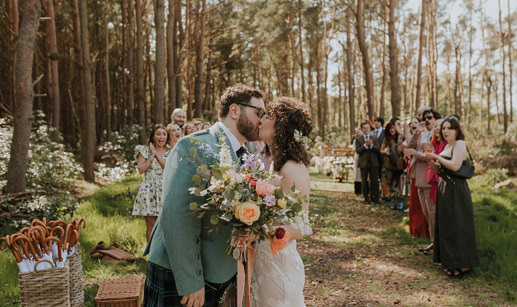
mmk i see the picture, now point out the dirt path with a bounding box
[301,187,510,306]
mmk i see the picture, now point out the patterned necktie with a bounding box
[236,146,246,164]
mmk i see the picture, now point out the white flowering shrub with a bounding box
[95,162,132,182]
[0,115,83,191]
[96,124,142,182]
[0,191,78,231]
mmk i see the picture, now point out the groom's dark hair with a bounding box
[218,84,263,119]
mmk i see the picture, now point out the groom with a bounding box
[143,84,265,307]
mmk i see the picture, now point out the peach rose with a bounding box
[234,201,261,226]
[256,179,275,196]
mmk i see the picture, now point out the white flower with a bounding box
[294,129,310,150]
[219,144,234,169]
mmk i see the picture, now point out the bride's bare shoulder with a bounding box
[279,161,309,178]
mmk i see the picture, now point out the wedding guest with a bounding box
[167,123,182,148]
[352,128,364,195]
[425,117,480,277]
[192,120,202,131]
[171,108,187,129]
[184,122,197,135]
[405,115,429,238]
[201,122,212,130]
[425,119,446,204]
[356,121,380,204]
[405,108,441,254]
[133,124,172,242]
[381,120,405,210]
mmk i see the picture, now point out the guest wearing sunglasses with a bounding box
[405,108,441,255]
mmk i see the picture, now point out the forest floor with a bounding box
[302,174,514,306]
[2,174,515,306]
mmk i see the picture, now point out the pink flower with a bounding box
[273,175,282,186]
[256,179,275,196]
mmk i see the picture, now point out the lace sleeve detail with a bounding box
[289,212,312,236]
[134,145,150,160]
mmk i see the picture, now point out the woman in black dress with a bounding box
[425,117,480,277]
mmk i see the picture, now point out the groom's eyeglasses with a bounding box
[236,103,266,119]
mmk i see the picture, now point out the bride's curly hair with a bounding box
[269,97,312,172]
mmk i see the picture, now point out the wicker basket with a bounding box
[95,278,143,307]
[19,259,70,307]
[68,243,84,307]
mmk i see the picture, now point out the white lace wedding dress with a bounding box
[250,214,312,307]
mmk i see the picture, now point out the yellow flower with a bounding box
[277,198,287,209]
[234,201,260,226]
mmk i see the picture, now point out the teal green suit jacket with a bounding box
[144,122,237,295]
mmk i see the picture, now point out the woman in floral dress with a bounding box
[133,124,171,241]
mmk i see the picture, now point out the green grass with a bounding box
[1,172,516,305]
[469,178,517,291]
[0,174,147,307]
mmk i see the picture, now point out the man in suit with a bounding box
[143,84,265,307]
[373,117,385,147]
[355,121,380,204]
[374,117,385,196]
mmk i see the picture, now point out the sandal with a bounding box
[444,269,463,278]
[422,248,433,255]
[418,243,434,252]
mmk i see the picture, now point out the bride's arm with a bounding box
[275,161,311,241]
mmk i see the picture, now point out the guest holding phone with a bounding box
[425,117,479,277]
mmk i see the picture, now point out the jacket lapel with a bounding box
[210,122,239,163]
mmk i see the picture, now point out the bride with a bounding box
[251,97,313,307]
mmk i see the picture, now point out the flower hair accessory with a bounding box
[293,129,310,150]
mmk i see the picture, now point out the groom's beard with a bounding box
[237,113,259,141]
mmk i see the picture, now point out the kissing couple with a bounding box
[143,84,313,307]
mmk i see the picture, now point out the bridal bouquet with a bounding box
[186,136,306,257]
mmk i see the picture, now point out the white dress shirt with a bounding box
[219,121,243,154]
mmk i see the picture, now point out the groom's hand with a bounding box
[180,287,205,307]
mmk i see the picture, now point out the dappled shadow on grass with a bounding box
[302,189,515,306]
[75,175,148,305]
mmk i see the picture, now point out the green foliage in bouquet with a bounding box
[182,135,306,256]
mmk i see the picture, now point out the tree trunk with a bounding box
[355,0,375,120]
[42,0,60,142]
[175,0,184,109]
[6,0,41,194]
[135,0,146,142]
[508,0,513,123]
[487,75,492,133]
[186,0,193,120]
[454,41,461,116]
[467,2,473,123]
[345,13,355,141]
[123,0,135,125]
[427,0,438,109]
[104,0,111,138]
[297,0,306,103]
[167,0,176,116]
[287,11,296,97]
[7,0,19,113]
[388,0,402,118]
[415,0,426,109]
[193,0,206,118]
[379,2,387,119]
[79,0,97,181]
[498,0,508,132]
[154,0,165,124]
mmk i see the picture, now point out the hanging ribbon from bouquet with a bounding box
[231,232,255,307]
